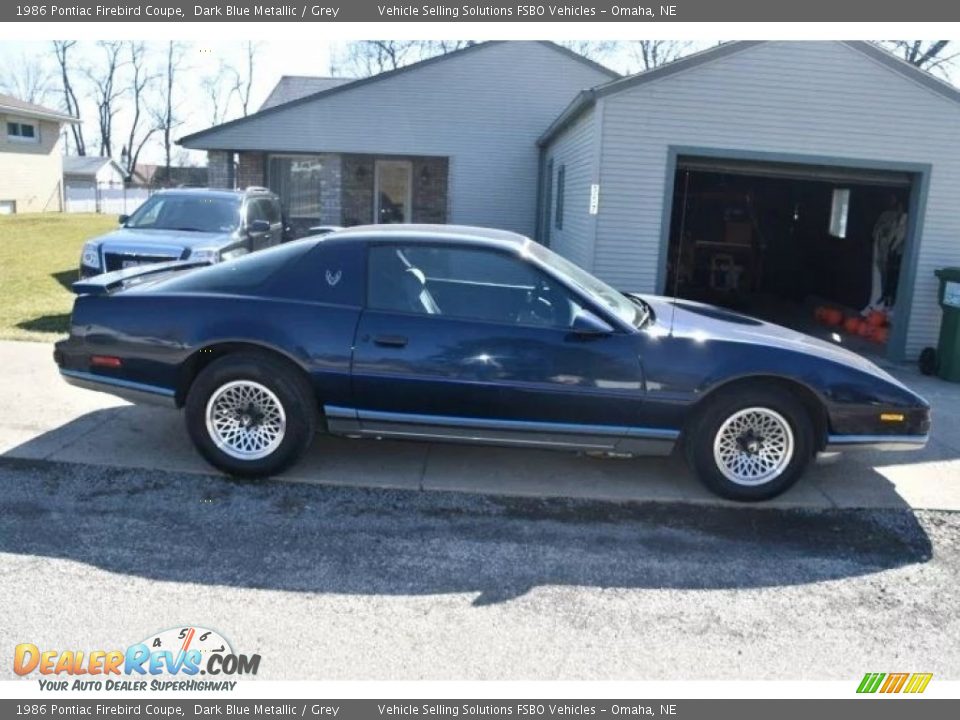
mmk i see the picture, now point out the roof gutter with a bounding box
[0,104,79,124]
[537,89,598,148]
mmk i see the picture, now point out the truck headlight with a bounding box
[190,249,220,264]
[80,244,101,269]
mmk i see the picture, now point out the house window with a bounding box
[267,155,326,223]
[554,165,565,230]
[7,120,38,143]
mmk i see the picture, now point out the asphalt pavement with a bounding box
[0,458,958,680]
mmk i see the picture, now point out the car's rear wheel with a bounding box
[185,353,316,477]
[684,385,814,501]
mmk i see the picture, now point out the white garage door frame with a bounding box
[657,145,932,363]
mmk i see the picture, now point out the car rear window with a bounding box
[154,241,313,295]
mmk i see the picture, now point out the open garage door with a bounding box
[666,155,917,358]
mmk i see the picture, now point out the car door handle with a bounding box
[373,335,408,348]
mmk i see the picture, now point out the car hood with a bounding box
[637,295,907,386]
[90,227,235,251]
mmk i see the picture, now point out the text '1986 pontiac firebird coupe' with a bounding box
[55,225,930,501]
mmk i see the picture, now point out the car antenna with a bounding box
[668,169,691,336]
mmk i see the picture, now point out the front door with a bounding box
[374,160,412,224]
[350,243,647,449]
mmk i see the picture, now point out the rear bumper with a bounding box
[59,368,177,408]
[824,434,929,452]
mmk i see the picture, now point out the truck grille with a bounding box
[103,251,183,273]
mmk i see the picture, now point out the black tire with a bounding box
[919,347,938,376]
[185,352,317,478]
[683,384,815,502]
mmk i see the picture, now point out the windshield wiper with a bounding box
[626,293,653,328]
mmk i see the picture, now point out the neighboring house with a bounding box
[258,76,352,110]
[0,93,78,214]
[178,41,618,236]
[179,41,960,361]
[63,155,147,214]
[131,163,209,189]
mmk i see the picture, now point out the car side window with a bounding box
[260,198,281,225]
[246,199,268,226]
[367,244,583,329]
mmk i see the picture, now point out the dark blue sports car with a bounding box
[54,225,930,501]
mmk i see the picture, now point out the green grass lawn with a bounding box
[0,213,117,342]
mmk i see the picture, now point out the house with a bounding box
[63,155,127,189]
[178,41,617,236]
[179,41,960,361]
[0,93,78,214]
[130,162,209,189]
[63,156,133,214]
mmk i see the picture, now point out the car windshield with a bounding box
[124,194,241,233]
[524,240,649,328]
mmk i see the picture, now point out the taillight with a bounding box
[90,355,122,369]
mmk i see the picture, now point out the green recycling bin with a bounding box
[934,267,960,382]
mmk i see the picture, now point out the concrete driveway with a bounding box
[1,339,959,510]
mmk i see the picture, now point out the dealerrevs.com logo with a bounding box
[14,626,260,691]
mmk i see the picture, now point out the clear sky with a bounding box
[0,39,955,167]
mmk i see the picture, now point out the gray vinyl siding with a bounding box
[591,41,960,358]
[542,106,596,270]
[183,42,612,238]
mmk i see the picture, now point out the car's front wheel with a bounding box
[185,353,317,477]
[684,385,814,501]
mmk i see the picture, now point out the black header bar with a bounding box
[4,0,960,22]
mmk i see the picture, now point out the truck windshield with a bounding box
[124,195,241,233]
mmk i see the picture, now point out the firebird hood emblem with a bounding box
[326,269,342,287]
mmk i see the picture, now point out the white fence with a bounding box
[65,184,151,215]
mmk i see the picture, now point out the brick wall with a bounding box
[236,152,265,189]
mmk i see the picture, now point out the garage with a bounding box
[540,40,960,362]
[663,155,919,356]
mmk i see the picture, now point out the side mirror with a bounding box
[570,309,614,337]
[118,214,129,225]
[248,219,271,234]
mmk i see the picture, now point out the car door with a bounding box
[245,199,272,252]
[350,242,648,450]
[263,197,284,246]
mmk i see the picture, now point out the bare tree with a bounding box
[152,41,186,184]
[52,41,86,155]
[227,40,259,117]
[331,41,430,77]
[557,41,621,64]
[0,53,54,104]
[84,40,126,158]
[119,41,159,179]
[627,41,695,72]
[201,65,233,125]
[880,41,957,75]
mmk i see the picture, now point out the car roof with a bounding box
[327,224,531,250]
[153,187,275,199]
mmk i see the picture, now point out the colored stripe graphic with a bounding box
[881,673,909,693]
[857,672,932,694]
[857,673,885,693]
[904,673,933,694]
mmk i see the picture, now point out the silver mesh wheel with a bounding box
[205,380,286,461]
[712,407,795,487]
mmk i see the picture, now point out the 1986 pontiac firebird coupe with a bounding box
[55,225,930,501]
